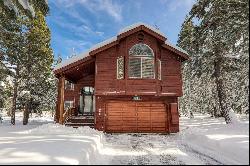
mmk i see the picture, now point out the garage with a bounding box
[105,101,168,133]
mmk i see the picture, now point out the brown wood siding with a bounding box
[94,31,183,97]
[160,48,182,96]
[95,46,117,94]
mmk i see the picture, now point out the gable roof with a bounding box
[53,22,189,73]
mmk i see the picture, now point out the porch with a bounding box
[54,57,96,127]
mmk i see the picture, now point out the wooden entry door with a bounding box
[105,101,168,133]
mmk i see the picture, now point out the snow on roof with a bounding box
[54,23,188,71]
[53,51,89,71]
[165,40,189,55]
[53,36,117,71]
[118,22,166,37]
[88,36,117,52]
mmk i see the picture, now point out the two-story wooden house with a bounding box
[53,23,189,133]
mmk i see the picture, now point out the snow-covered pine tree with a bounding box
[177,16,197,117]
[0,0,52,125]
[20,11,53,125]
[178,0,249,123]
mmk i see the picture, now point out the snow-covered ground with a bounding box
[0,112,248,165]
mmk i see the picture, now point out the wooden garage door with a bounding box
[105,101,167,133]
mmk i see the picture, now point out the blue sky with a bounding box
[46,0,195,60]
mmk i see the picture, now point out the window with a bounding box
[65,80,74,90]
[158,59,161,80]
[117,56,124,79]
[64,100,74,109]
[129,43,155,79]
[81,86,94,95]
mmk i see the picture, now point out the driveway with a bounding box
[101,133,222,165]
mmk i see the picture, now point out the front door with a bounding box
[80,87,95,115]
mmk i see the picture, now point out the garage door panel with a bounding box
[137,107,151,111]
[106,115,122,119]
[137,127,151,132]
[151,114,166,119]
[137,123,151,127]
[152,127,166,131]
[138,116,151,120]
[125,111,136,115]
[151,103,165,107]
[122,127,137,131]
[151,122,166,127]
[106,101,167,133]
[151,114,165,117]
[106,126,123,131]
[107,112,122,116]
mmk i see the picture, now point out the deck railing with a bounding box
[63,107,76,124]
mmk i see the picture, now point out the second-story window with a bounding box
[65,80,74,90]
[128,43,155,79]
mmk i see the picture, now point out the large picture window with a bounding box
[129,43,155,79]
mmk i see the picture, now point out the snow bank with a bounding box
[1,113,248,165]
[0,123,107,165]
[179,115,249,165]
[228,108,240,124]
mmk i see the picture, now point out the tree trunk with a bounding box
[11,65,19,125]
[23,102,29,125]
[214,57,231,123]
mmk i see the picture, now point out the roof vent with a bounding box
[137,32,144,41]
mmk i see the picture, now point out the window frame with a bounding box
[64,100,74,109]
[65,80,74,90]
[128,44,155,79]
[158,59,161,80]
[117,56,124,79]
[128,56,155,79]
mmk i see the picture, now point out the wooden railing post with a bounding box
[59,76,65,124]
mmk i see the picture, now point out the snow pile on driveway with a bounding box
[179,114,249,165]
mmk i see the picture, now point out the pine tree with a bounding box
[178,0,249,123]
[20,11,53,124]
[0,0,52,125]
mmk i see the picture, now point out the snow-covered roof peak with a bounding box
[118,22,166,37]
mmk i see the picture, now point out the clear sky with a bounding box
[46,0,195,60]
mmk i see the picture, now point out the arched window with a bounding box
[129,43,155,78]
